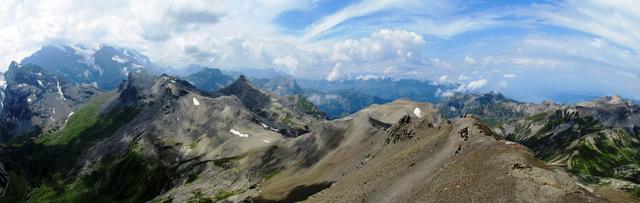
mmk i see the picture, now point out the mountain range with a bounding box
[0,45,638,202]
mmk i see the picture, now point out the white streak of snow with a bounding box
[262,139,271,143]
[413,107,422,118]
[56,81,65,100]
[112,55,127,63]
[192,97,200,106]
[37,80,44,87]
[230,129,249,138]
[63,112,74,126]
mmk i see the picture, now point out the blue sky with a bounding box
[0,0,638,102]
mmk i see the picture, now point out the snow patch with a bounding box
[56,81,65,100]
[192,97,200,106]
[230,129,249,138]
[37,80,44,87]
[262,139,271,143]
[505,141,516,145]
[260,123,279,132]
[112,55,127,63]
[413,107,422,118]
[63,112,75,126]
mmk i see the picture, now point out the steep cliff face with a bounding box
[0,62,97,140]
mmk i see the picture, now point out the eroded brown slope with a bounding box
[256,100,603,202]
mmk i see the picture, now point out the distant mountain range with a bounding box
[0,45,638,202]
[20,45,169,90]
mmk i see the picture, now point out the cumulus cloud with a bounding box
[326,62,341,81]
[466,79,487,90]
[326,29,425,63]
[0,0,310,70]
[438,75,448,83]
[503,73,516,78]
[1,0,639,101]
[439,78,487,97]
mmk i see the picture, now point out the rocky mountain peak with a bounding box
[238,74,248,81]
[219,75,270,111]
[118,72,201,105]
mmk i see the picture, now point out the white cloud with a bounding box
[440,78,487,97]
[355,74,382,80]
[437,75,448,83]
[303,0,432,40]
[526,0,640,53]
[272,55,298,73]
[466,79,487,90]
[464,56,476,65]
[325,29,425,63]
[503,74,516,78]
[430,58,451,69]
[326,62,341,81]
[0,0,311,70]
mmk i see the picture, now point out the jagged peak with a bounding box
[238,74,248,81]
[221,75,259,93]
[218,75,271,110]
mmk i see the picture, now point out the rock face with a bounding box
[21,45,159,90]
[0,62,97,140]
